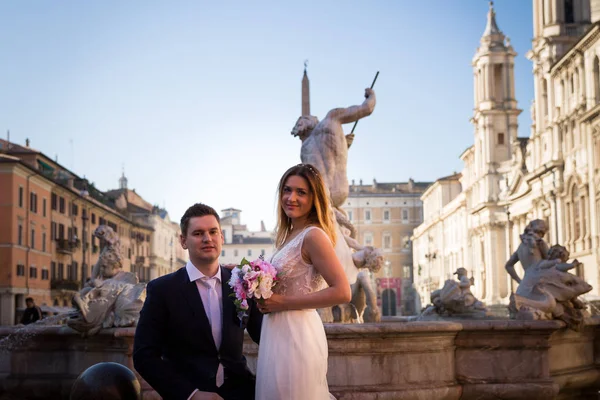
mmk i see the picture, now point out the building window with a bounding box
[364,209,371,222]
[221,250,225,257]
[498,133,505,145]
[68,262,78,281]
[91,213,96,224]
[58,263,64,279]
[42,232,46,252]
[51,262,56,279]
[234,249,239,257]
[247,249,252,257]
[59,197,65,214]
[18,186,23,208]
[72,203,78,216]
[565,0,574,23]
[51,193,57,210]
[30,192,38,213]
[347,211,353,221]
[383,233,391,250]
[43,198,47,217]
[402,209,409,222]
[58,223,65,240]
[18,224,23,246]
[364,232,373,246]
[16,264,25,276]
[41,269,49,280]
[594,57,600,104]
[261,249,266,256]
[383,209,390,222]
[29,266,37,279]
[31,229,35,249]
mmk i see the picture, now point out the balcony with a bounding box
[56,238,80,254]
[51,279,81,291]
[136,256,146,266]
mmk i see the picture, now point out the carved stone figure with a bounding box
[68,226,146,336]
[90,225,123,282]
[507,236,592,331]
[293,88,382,322]
[68,272,146,336]
[292,88,376,209]
[420,268,489,318]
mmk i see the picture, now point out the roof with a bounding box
[347,179,432,196]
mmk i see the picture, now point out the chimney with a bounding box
[25,138,30,147]
[260,220,266,232]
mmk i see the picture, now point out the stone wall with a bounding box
[0,319,599,399]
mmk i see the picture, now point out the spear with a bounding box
[349,71,379,135]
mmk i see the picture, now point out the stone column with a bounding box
[0,293,15,326]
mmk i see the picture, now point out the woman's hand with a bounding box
[257,294,287,314]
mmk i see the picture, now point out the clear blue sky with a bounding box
[0,1,534,231]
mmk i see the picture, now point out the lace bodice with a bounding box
[270,226,327,296]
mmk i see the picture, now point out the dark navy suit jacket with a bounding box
[133,266,262,400]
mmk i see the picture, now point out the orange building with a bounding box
[0,139,153,325]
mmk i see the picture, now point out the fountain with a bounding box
[2,101,600,400]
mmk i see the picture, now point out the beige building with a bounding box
[413,1,600,307]
[342,179,429,315]
[219,208,274,265]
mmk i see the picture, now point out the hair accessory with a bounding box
[297,163,319,176]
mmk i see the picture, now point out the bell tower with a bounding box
[472,2,521,179]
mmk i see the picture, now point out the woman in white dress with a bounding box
[255,163,351,400]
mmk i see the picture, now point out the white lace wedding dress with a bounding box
[255,226,335,400]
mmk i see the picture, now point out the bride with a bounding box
[255,163,351,400]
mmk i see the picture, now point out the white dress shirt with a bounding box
[185,261,225,398]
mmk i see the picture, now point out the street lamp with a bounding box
[383,260,391,316]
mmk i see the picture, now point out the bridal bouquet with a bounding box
[228,256,279,323]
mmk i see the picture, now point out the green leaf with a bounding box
[239,258,250,266]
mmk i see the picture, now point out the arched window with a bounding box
[572,184,581,240]
[542,78,549,116]
[560,79,565,113]
[594,57,600,104]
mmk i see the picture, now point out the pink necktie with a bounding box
[203,277,224,387]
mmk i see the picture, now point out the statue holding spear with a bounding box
[292,72,382,322]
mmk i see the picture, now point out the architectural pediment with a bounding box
[507,170,530,200]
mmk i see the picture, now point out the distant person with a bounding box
[21,297,42,325]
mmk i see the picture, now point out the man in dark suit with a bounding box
[134,203,262,400]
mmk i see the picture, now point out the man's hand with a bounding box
[191,391,224,400]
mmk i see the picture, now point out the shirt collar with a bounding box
[185,261,222,283]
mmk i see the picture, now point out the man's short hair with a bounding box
[25,297,34,303]
[180,203,220,236]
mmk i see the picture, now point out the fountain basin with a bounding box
[0,318,598,399]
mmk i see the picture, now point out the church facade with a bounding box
[413,0,600,306]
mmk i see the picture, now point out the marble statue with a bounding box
[68,272,146,336]
[292,88,376,209]
[89,225,123,281]
[506,220,592,331]
[420,267,489,318]
[293,88,382,322]
[68,225,146,336]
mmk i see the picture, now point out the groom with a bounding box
[133,203,263,400]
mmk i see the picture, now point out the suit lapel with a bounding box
[180,269,217,351]
[221,267,235,338]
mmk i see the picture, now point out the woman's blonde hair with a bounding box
[275,164,336,248]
